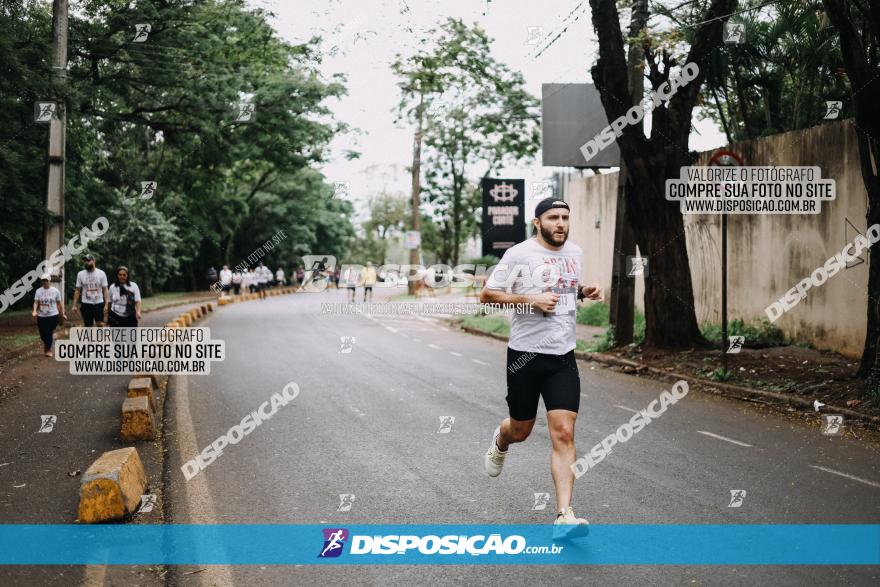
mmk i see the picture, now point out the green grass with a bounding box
[390,293,417,302]
[576,302,645,345]
[0,308,35,325]
[139,291,214,311]
[0,333,36,353]
[459,314,510,337]
[577,302,610,326]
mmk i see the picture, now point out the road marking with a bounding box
[82,560,107,587]
[613,404,639,414]
[175,375,236,586]
[450,351,463,357]
[472,359,489,366]
[810,465,880,489]
[696,430,753,447]
[428,344,442,350]
[384,326,398,333]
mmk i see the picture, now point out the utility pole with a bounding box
[407,88,424,296]
[45,0,68,296]
[609,0,647,345]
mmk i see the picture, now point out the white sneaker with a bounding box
[553,506,590,539]
[484,426,507,477]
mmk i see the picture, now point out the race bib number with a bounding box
[552,287,576,315]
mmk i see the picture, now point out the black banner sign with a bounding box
[482,178,526,257]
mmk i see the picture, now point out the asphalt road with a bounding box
[164,288,880,586]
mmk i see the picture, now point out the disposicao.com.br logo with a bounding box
[318,528,563,558]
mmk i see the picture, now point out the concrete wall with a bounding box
[563,120,868,357]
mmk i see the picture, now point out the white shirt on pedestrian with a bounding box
[220,268,232,285]
[35,287,62,317]
[108,283,141,317]
[75,268,108,304]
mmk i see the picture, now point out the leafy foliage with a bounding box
[0,0,352,304]
[392,18,540,264]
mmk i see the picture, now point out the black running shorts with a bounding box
[506,347,580,421]
[80,302,104,326]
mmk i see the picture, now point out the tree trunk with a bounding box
[859,191,880,377]
[141,268,153,297]
[822,0,880,378]
[588,0,734,349]
[627,176,706,347]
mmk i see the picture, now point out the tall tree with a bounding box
[696,0,847,142]
[393,18,540,265]
[588,0,737,348]
[821,0,880,377]
[0,0,353,301]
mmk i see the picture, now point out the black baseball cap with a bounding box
[534,197,570,219]
[82,253,95,261]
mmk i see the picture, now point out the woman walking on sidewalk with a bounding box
[106,266,142,327]
[32,274,66,357]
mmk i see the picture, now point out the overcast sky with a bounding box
[259,0,726,219]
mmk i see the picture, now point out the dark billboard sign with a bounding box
[482,178,526,257]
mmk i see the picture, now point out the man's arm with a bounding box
[480,287,534,306]
[480,284,561,313]
[71,287,81,311]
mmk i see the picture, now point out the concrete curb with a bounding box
[77,447,148,523]
[457,324,880,428]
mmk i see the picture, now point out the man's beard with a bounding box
[539,223,568,246]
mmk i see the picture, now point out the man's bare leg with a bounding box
[547,409,577,512]
[495,417,535,451]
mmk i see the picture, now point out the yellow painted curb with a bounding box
[120,396,157,441]
[77,447,148,523]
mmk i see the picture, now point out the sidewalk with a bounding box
[0,296,220,587]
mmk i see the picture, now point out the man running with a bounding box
[71,254,109,327]
[480,197,602,538]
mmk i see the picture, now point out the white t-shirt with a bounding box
[220,269,232,285]
[486,237,583,354]
[75,269,108,304]
[232,271,242,284]
[35,286,62,317]
[108,283,141,317]
[258,267,271,283]
[275,269,284,281]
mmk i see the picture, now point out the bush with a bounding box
[577,302,610,326]
[701,318,786,348]
[580,306,645,348]
[586,325,616,352]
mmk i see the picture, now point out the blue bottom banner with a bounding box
[0,524,878,565]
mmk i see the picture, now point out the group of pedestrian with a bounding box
[340,261,378,303]
[33,254,141,357]
[209,262,300,298]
